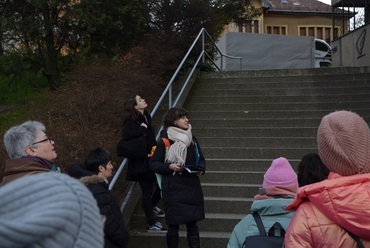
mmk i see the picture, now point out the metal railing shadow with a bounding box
[108,28,242,212]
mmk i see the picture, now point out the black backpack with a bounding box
[242,212,285,248]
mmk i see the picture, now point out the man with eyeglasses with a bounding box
[1,120,61,186]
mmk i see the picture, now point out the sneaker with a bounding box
[147,222,167,232]
[153,206,165,217]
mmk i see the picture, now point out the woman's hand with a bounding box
[169,163,183,173]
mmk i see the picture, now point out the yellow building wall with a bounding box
[263,15,332,35]
[220,0,343,42]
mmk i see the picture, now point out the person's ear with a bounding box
[25,146,37,156]
[98,165,105,173]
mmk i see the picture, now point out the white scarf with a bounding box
[166,124,193,165]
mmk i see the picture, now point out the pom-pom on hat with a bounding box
[263,157,298,189]
[317,110,370,176]
[0,172,104,248]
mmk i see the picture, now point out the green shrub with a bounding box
[0,55,49,105]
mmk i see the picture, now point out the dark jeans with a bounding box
[138,175,161,226]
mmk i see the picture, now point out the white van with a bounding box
[314,39,332,68]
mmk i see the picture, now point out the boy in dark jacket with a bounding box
[68,147,128,248]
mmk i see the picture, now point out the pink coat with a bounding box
[284,172,370,247]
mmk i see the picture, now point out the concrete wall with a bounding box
[216,32,314,71]
[331,23,370,67]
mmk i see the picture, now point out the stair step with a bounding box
[128,231,231,248]
[201,147,317,160]
[186,94,370,103]
[196,76,370,88]
[201,171,264,184]
[190,118,322,127]
[195,137,316,147]
[204,196,253,214]
[185,101,370,112]
[189,110,370,119]
[205,159,300,171]
[189,87,370,97]
[201,183,261,198]
[193,127,318,137]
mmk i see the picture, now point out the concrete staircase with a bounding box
[127,66,370,248]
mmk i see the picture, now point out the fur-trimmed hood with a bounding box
[79,174,107,186]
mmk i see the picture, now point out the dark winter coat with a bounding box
[149,130,206,225]
[68,164,128,248]
[122,113,157,182]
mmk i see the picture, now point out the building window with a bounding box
[253,20,259,33]
[300,27,306,36]
[298,25,338,42]
[317,27,323,39]
[238,20,260,33]
[308,27,315,36]
[266,25,287,35]
[245,21,252,33]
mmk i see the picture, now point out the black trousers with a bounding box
[167,221,199,236]
[138,174,161,226]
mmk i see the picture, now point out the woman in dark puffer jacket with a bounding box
[150,107,206,248]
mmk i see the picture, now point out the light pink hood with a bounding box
[286,172,370,239]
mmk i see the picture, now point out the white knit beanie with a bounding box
[0,172,104,248]
[317,110,370,176]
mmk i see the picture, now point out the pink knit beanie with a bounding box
[263,157,298,188]
[317,110,370,176]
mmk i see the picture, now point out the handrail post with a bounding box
[202,28,205,63]
[169,85,172,108]
[109,158,127,190]
[221,54,224,71]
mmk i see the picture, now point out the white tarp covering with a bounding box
[216,32,315,70]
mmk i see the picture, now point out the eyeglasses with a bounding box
[32,137,52,145]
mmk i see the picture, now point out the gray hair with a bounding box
[3,121,46,158]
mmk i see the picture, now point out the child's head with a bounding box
[297,153,330,187]
[263,157,298,190]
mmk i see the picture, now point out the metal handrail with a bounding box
[109,29,242,207]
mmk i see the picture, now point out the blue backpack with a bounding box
[242,212,285,248]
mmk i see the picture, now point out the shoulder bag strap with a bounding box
[193,140,200,167]
[345,229,364,248]
[252,212,267,236]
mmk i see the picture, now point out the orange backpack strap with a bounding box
[148,138,170,157]
[161,137,171,149]
[161,138,193,147]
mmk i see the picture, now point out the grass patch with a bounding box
[0,109,25,131]
[0,72,48,105]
